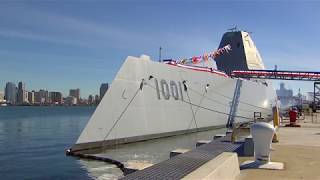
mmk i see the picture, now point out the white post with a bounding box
[251,122,275,164]
[240,122,284,170]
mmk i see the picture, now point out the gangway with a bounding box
[231,69,320,81]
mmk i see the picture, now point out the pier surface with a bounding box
[238,114,320,180]
[83,114,320,179]
[121,134,243,180]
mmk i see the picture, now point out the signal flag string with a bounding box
[163,44,232,65]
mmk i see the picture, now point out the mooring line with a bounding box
[102,79,146,147]
[185,88,199,131]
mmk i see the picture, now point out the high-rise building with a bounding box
[24,91,29,103]
[276,82,294,107]
[38,90,49,104]
[94,94,100,105]
[88,95,94,105]
[5,82,17,104]
[17,81,26,104]
[65,96,77,106]
[69,89,80,103]
[28,91,35,104]
[307,92,314,102]
[34,91,40,104]
[0,91,4,102]
[100,83,109,100]
[50,92,63,104]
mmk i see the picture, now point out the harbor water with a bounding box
[0,106,226,179]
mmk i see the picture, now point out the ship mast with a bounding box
[159,46,162,62]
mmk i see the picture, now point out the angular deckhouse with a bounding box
[70,31,276,153]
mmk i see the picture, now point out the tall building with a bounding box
[65,96,77,106]
[0,91,4,102]
[94,94,100,105]
[28,91,35,104]
[34,91,40,104]
[37,90,49,104]
[307,92,314,102]
[276,82,294,107]
[88,95,94,105]
[50,92,63,104]
[69,89,80,103]
[100,83,109,100]
[5,82,17,104]
[24,91,29,104]
[17,81,26,104]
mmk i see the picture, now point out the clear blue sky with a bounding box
[1,1,320,98]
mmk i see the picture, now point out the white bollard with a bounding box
[240,122,284,170]
[251,122,275,163]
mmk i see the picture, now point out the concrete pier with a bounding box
[121,134,243,179]
[123,161,153,176]
[213,134,226,139]
[237,114,320,180]
[170,148,190,158]
[87,114,320,179]
[183,152,240,180]
[196,140,211,147]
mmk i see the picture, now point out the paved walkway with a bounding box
[121,134,243,180]
[238,115,320,180]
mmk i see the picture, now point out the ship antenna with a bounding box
[228,26,237,32]
[159,46,162,62]
[244,30,253,34]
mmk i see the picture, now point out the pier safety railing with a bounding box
[231,69,320,81]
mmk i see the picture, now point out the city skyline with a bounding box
[1,81,105,99]
[1,81,106,99]
[1,80,109,105]
[1,2,320,95]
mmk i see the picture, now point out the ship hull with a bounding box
[71,56,276,152]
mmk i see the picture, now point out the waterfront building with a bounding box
[88,95,94,105]
[78,98,85,105]
[0,91,4,102]
[17,81,27,104]
[65,96,77,106]
[24,91,29,104]
[28,91,35,104]
[81,98,88,105]
[69,89,80,104]
[50,92,63,105]
[100,83,109,100]
[94,94,100,105]
[34,90,49,104]
[5,82,17,104]
[307,92,314,102]
[293,89,307,106]
[276,82,294,107]
[34,91,40,104]
[40,90,49,104]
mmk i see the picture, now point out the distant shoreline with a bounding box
[0,104,97,107]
